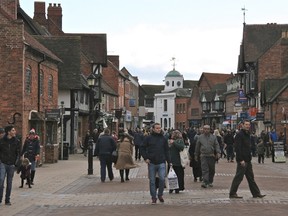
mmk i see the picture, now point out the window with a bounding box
[48,75,53,98]
[176,104,179,113]
[25,66,32,93]
[202,102,210,112]
[80,91,84,103]
[40,70,44,96]
[183,104,186,113]
[164,99,167,112]
[213,101,224,111]
[191,108,199,116]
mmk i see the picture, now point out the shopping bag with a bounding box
[111,150,118,163]
[167,166,179,190]
[180,147,189,168]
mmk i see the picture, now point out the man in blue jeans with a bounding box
[140,123,171,204]
[0,126,21,205]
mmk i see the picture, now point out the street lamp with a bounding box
[87,73,96,175]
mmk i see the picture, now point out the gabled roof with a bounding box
[24,32,61,62]
[34,35,82,90]
[241,24,288,63]
[141,85,164,98]
[173,88,192,97]
[18,6,50,36]
[261,78,288,104]
[198,72,232,89]
[67,34,107,66]
[183,80,197,89]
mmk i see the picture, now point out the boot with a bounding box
[19,179,24,188]
[31,170,35,185]
[120,170,124,182]
[125,169,130,181]
[27,177,32,188]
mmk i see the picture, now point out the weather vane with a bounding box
[171,57,176,70]
[241,6,248,25]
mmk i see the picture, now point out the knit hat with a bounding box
[29,128,36,134]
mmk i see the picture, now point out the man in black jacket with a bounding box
[94,128,116,182]
[229,120,265,199]
[0,126,21,205]
[140,123,170,204]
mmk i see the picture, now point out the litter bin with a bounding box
[59,141,69,160]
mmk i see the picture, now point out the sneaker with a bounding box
[208,183,213,187]
[158,196,164,203]
[151,198,157,205]
[5,202,11,206]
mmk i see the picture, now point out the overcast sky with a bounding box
[20,0,288,85]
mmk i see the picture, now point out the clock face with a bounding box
[166,81,169,86]
[177,81,181,86]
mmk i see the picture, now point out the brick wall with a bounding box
[0,17,24,133]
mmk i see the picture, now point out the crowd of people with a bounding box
[91,120,284,204]
[0,120,285,205]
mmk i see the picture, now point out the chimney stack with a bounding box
[0,0,18,20]
[33,1,46,26]
[108,55,120,69]
[48,3,62,30]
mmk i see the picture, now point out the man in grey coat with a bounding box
[195,125,220,188]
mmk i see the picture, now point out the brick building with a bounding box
[0,0,61,147]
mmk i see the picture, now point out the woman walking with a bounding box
[168,130,185,193]
[114,131,139,182]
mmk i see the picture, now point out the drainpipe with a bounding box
[38,55,46,112]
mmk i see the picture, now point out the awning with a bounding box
[222,120,231,125]
[29,111,44,121]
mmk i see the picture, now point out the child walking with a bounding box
[17,158,32,188]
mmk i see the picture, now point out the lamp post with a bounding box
[60,101,65,160]
[87,73,96,175]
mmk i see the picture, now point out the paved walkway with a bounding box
[0,153,288,216]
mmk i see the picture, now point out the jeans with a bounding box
[0,163,15,203]
[148,162,166,199]
[99,154,114,182]
[229,161,261,196]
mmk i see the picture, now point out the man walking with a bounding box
[0,126,21,205]
[94,128,116,182]
[140,123,170,204]
[229,120,266,199]
[133,127,144,161]
[195,125,220,188]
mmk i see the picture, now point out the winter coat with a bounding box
[0,135,21,165]
[169,138,185,167]
[195,133,220,158]
[114,137,139,170]
[140,131,170,165]
[257,142,265,155]
[234,129,252,162]
[21,137,40,162]
[94,134,116,156]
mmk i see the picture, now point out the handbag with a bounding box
[180,147,189,168]
[111,150,118,163]
[167,166,179,190]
